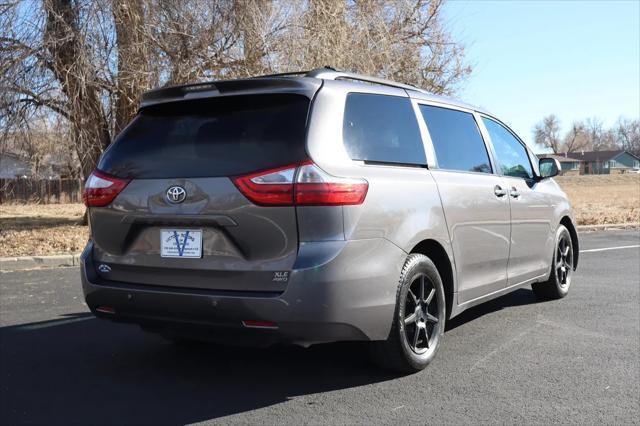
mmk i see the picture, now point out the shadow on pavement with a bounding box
[446,288,543,331]
[0,288,543,424]
[0,313,394,425]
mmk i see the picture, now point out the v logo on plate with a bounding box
[172,231,190,256]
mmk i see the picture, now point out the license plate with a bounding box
[160,229,202,258]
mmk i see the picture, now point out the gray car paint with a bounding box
[81,71,578,346]
[90,177,299,292]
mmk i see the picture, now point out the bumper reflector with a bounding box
[242,320,278,329]
[96,306,116,314]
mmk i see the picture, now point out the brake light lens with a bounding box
[231,163,296,205]
[232,161,368,206]
[95,306,116,314]
[295,161,368,205]
[83,170,130,207]
[242,320,278,329]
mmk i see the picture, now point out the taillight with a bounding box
[242,320,278,329]
[83,170,130,207]
[232,161,368,206]
[95,306,116,314]
[295,161,368,205]
[231,163,297,206]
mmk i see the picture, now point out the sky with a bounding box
[443,0,640,152]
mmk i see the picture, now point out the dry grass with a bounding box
[0,203,88,257]
[556,175,640,226]
[0,203,85,221]
[0,175,638,256]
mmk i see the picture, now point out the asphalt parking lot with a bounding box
[1,230,638,425]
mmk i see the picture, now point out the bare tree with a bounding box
[233,0,275,76]
[43,0,111,177]
[1,112,79,177]
[615,117,640,157]
[563,121,589,153]
[533,115,562,153]
[533,114,639,156]
[284,0,471,94]
[113,0,151,134]
[1,0,472,179]
[581,117,617,151]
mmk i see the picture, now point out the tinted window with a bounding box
[482,117,534,179]
[419,105,491,173]
[343,93,426,165]
[98,94,309,178]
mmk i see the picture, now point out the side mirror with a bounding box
[539,157,561,178]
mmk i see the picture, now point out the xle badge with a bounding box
[272,271,289,282]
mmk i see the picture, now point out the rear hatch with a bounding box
[88,90,314,293]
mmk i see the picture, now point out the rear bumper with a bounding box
[81,238,406,346]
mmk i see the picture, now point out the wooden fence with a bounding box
[0,178,84,204]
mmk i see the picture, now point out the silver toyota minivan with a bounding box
[80,67,579,372]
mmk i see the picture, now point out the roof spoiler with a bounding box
[139,67,426,108]
[140,75,321,108]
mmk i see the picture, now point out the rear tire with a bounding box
[532,224,574,300]
[370,253,446,373]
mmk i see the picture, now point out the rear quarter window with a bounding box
[98,94,310,179]
[419,105,492,174]
[342,93,426,165]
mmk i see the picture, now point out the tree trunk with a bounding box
[113,0,150,135]
[44,0,111,178]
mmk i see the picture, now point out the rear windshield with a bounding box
[98,94,310,178]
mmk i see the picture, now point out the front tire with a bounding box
[532,224,574,300]
[370,254,446,373]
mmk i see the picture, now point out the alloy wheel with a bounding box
[556,234,573,287]
[403,273,440,354]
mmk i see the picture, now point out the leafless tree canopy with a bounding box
[615,117,640,157]
[1,0,471,178]
[533,115,563,154]
[534,114,639,156]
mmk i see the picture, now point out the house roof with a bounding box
[564,150,628,162]
[539,150,640,162]
[0,153,32,178]
[538,153,580,163]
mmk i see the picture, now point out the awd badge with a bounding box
[272,271,289,282]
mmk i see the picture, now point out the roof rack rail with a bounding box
[305,67,424,92]
[247,67,424,92]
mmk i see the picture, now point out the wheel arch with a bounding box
[560,216,579,270]
[410,239,455,319]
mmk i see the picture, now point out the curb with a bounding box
[0,253,81,272]
[1,223,638,272]
[577,223,639,232]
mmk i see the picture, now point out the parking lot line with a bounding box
[580,244,640,253]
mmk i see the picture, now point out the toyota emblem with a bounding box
[166,186,187,204]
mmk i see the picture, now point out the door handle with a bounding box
[510,187,520,198]
[494,185,507,197]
